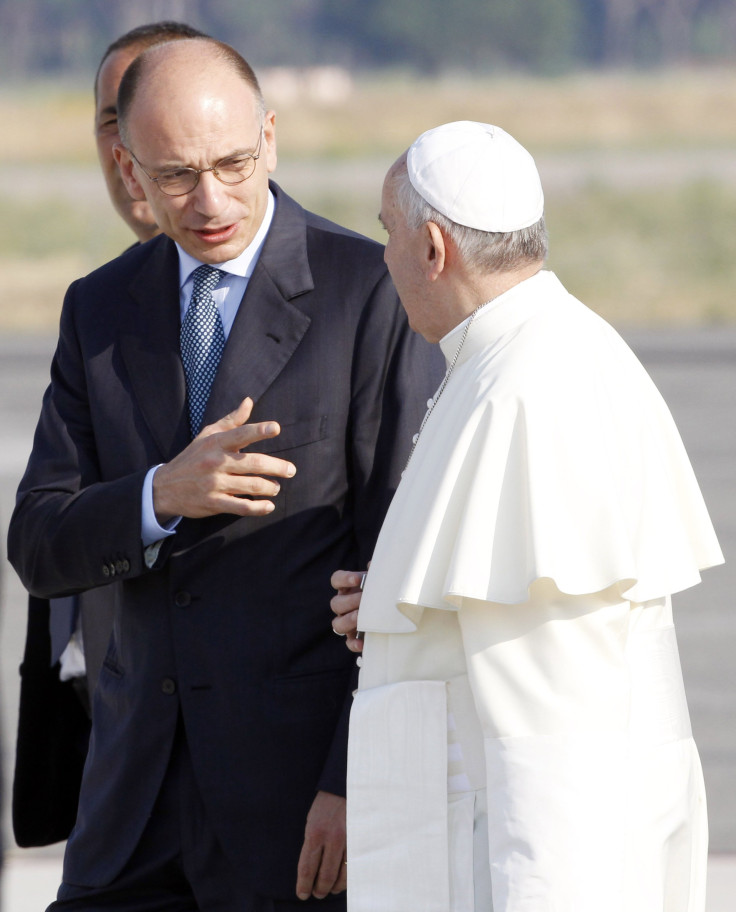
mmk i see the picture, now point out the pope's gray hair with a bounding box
[391,157,548,273]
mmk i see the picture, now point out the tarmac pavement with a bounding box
[1,326,734,910]
[3,848,736,911]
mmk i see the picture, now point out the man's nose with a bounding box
[191,169,226,216]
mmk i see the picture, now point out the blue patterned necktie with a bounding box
[181,264,226,436]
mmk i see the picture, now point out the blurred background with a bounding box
[1,0,735,908]
[1,0,736,329]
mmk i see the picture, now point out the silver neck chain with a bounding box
[405,299,493,470]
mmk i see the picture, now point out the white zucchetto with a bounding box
[407,121,544,232]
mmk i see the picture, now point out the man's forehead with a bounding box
[129,98,259,137]
[132,70,257,121]
[126,108,262,168]
[138,43,245,90]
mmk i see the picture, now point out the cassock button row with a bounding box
[174,591,191,608]
[161,678,177,695]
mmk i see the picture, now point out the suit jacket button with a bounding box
[174,591,191,608]
[115,560,124,574]
[102,565,110,577]
[161,678,177,695]
[122,559,130,572]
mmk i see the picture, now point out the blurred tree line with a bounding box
[1,0,735,80]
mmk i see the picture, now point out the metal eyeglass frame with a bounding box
[127,128,264,197]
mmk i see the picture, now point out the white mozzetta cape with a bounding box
[348,271,723,912]
[358,270,722,633]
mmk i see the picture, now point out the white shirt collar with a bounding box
[176,189,276,288]
[438,271,550,365]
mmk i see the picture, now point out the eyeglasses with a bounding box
[128,129,264,197]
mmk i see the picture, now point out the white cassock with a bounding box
[347,271,724,912]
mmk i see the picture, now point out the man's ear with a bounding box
[113,143,147,201]
[426,222,446,281]
[263,109,278,174]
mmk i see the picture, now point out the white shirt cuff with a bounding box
[59,626,86,680]
[142,465,180,562]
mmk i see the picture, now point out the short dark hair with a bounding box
[117,38,265,145]
[94,21,208,99]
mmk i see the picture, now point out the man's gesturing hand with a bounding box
[153,397,296,524]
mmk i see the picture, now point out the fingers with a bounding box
[345,633,364,654]
[219,418,283,453]
[330,588,362,618]
[297,843,343,901]
[313,841,346,899]
[197,396,255,437]
[226,449,296,481]
[332,612,363,653]
[332,853,348,895]
[331,599,363,653]
[330,569,365,591]
[200,397,284,455]
[332,608,359,634]
[330,570,365,653]
[296,843,321,900]
[199,488,280,517]
[196,452,294,517]
[153,439,295,524]
[199,397,286,456]
[194,417,297,485]
[296,792,347,900]
[155,399,298,521]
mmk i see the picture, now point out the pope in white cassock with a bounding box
[330,121,724,912]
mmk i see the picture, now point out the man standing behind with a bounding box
[8,37,441,910]
[95,21,207,244]
[12,20,207,851]
[332,121,723,911]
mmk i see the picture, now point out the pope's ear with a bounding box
[425,221,446,280]
[113,143,147,201]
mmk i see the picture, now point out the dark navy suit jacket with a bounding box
[8,183,443,897]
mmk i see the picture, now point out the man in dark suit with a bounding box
[11,21,207,851]
[8,36,442,911]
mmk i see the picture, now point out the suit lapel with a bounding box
[201,185,313,425]
[119,238,191,461]
[119,186,313,450]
